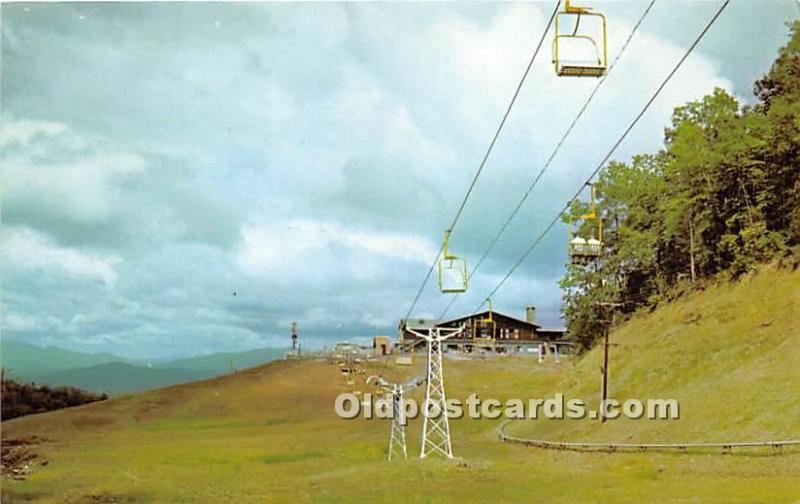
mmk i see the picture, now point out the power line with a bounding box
[402,1,562,321]
[439,0,658,320]
[473,0,732,314]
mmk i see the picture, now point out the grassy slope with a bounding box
[506,263,800,443]
[2,266,799,503]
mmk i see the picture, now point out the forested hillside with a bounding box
[563,21,800,349]
[1,380,107,421]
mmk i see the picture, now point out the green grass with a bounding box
[258,452,325,464]
[506,263,800,445]
[2,265,799,502]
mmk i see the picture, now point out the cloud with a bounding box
[3,313,42,332]
[1,228,122,288]
[238,219,437,284]
[0,118,68,148]
[0,117,241,251]
[0,2,792,359]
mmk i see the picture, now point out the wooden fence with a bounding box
[495,420,800,454]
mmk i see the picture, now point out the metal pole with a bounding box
[601,325,609,423]
[595,302,621,423]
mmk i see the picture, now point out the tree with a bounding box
[559,23,800,348]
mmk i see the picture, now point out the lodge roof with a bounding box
[438,310,541,329]
[398,318,440,329]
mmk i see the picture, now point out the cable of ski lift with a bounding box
[437,0,658,320]
[472,0,731,314]
[403,1,563,320]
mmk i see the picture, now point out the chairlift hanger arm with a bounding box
[565,0,592,14]
[570,183,598,220]
[567,183,603,259]
[443,229,455,260]
[481,298,495,323]
[367,375,390,387]
[402,375,426,390]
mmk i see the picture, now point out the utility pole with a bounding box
[406,325,465,459]
[601,322,610,422]
[595,302,622,423]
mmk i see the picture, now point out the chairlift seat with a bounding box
[586,238,602,255]
[556,62,606,78]
[567,182,603,262]
[569,237,602,258]
[438,257,468,293]
[569,236,586,256]
[438,229,468,293]
[552,2,607,78]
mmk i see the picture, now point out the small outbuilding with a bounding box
[373,336,391,356]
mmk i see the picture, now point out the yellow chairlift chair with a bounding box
[553,0,608,78]
[568,183,603,263]
[472,299,497,353]
[472,299,497,341]
[438,229,468,293]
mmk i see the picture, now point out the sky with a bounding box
[1,1,798,360]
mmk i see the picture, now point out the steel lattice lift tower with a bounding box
[407,325,465,459]
[367,375,425,460]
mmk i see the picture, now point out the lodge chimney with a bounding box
[526,306,537,324]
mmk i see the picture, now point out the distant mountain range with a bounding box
[38,362,216,395]
[151,347,288,374]
[1,341,285,395]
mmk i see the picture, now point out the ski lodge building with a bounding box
[397,306,568,354]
